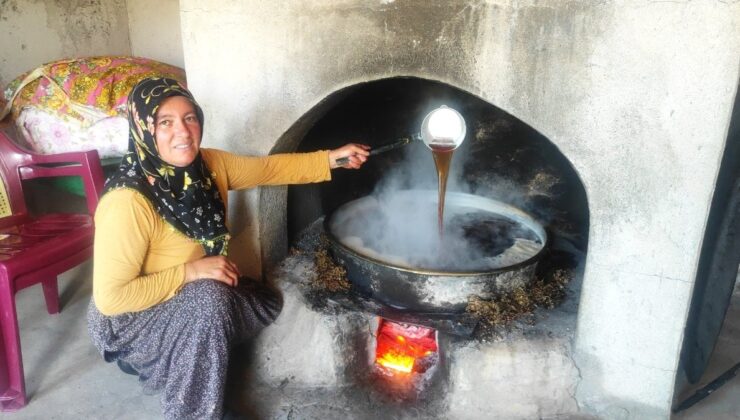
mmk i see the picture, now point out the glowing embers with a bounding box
[375,318,438,375]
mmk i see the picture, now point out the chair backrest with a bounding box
[0,131,105,220]
[0,132,33,218]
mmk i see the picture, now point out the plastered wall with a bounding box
[126,0,183,68]
[0,0,183,93]
[0,0,131,89]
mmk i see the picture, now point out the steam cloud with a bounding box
[328,142,545,272]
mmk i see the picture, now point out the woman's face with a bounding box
[154,96,202,167]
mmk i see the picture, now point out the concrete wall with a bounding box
[0,0,131,90]
[126,0,184,68]
[0,0,184,93]
[179,1,740,418]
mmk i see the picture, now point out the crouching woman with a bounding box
[87,77,368,419]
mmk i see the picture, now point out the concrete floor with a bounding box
[0,262,737,419]
[0,262,161,419]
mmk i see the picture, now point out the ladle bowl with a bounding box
[421,105,466,151]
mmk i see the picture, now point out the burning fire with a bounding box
[375,318,438,374]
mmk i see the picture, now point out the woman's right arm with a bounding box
[92,190,186,316]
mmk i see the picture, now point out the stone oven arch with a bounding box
[260,76,590,307]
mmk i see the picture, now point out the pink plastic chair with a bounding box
[0,131,104,411]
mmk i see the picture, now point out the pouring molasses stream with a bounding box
[421,106,467,235]
[336,105,467,236]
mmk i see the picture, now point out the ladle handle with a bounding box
[335,135,419,166]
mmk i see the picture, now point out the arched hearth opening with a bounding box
[261,77,589,292]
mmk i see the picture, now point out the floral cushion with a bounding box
[1,56,185,157]
[16,108,128,159]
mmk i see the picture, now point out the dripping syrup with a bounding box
[430,143,455,236]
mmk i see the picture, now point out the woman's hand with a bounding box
[329,143,370,169]
[184,256,240,287]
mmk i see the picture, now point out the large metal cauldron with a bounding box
[324,190,548,313]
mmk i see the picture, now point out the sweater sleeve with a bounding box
[92,190,186,316]
[204,149,332,190]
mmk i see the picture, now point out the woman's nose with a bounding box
[173,118,189,134]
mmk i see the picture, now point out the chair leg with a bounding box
[0,277,27,411]
[42,278,60,315]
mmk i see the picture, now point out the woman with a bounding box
[87,77,368,419]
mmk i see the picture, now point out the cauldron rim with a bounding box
[323,190,549,276]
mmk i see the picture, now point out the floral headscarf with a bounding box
[104,77,229,256]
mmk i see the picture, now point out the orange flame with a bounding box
[377,350,415,373]
[375,319,438,374]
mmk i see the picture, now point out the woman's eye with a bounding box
[186,116,198,123]
[159,120,171,127]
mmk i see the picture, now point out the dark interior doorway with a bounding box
[677,83,740,400]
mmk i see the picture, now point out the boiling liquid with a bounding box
[431,144,455,236]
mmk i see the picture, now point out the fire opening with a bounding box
[375,318,438,375]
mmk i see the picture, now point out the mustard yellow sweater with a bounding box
[93,148,331,316]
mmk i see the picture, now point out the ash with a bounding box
[230,379,453,420]
[280,219,357,314]
[467,263,575,341]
